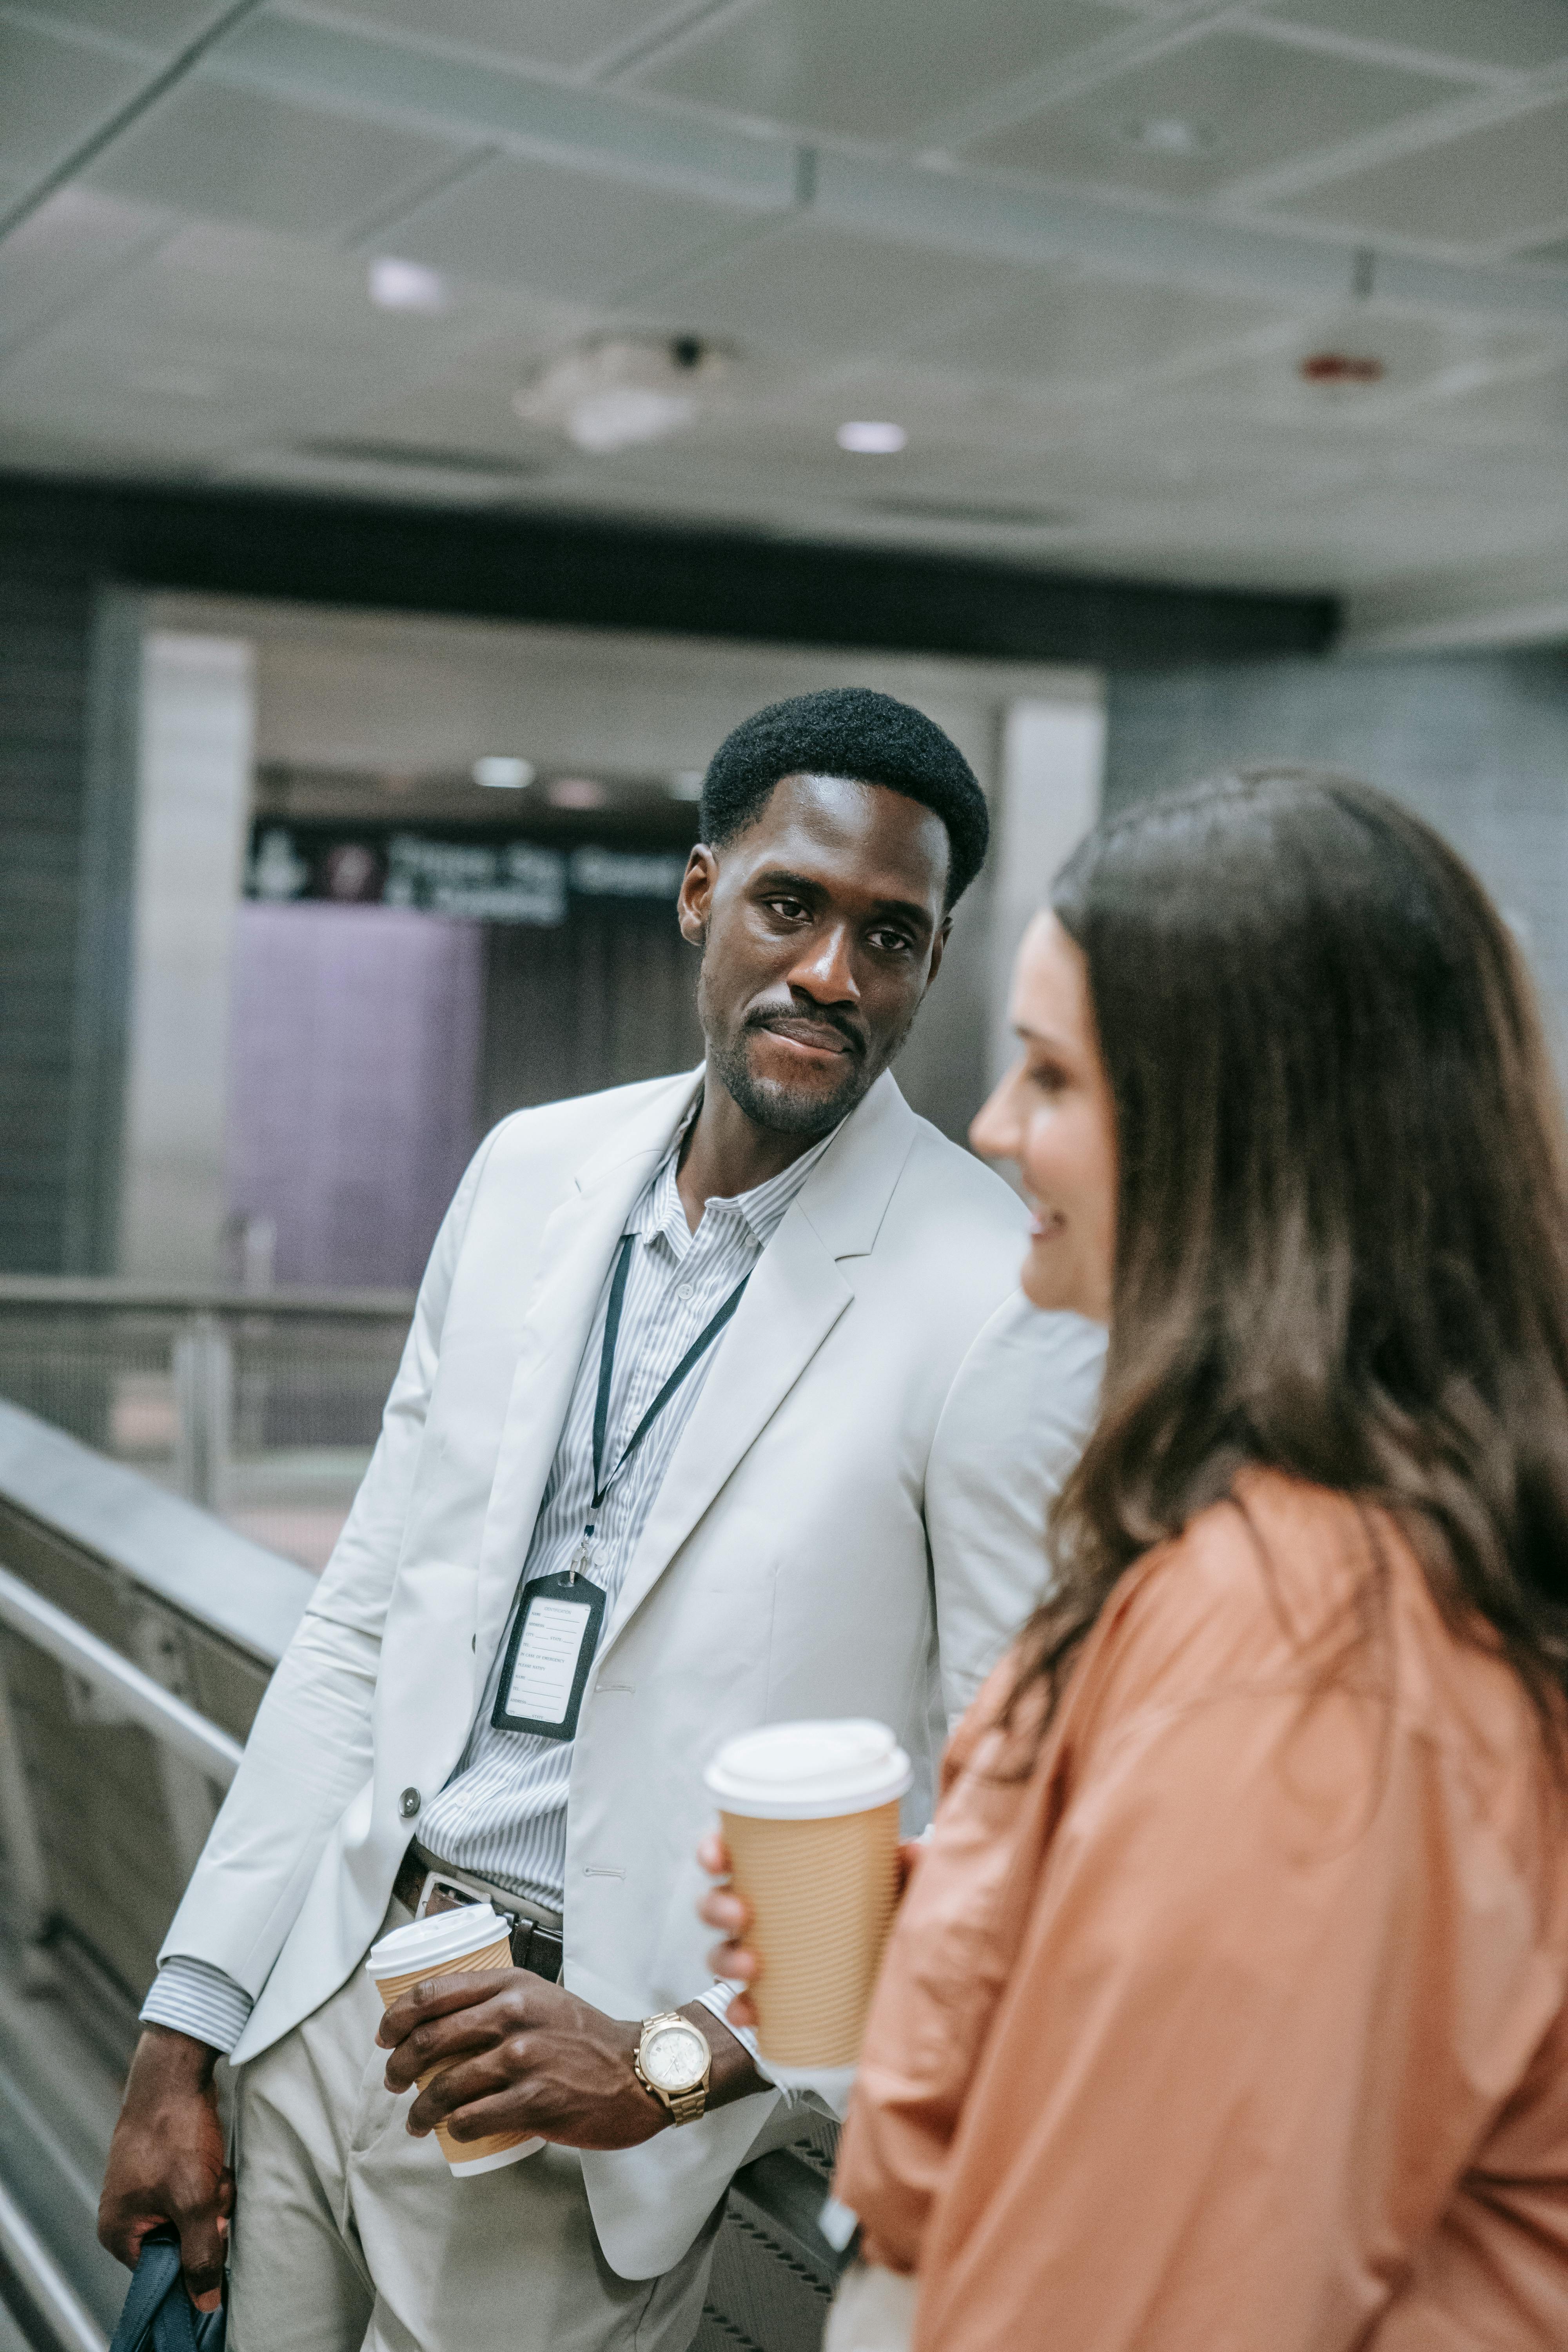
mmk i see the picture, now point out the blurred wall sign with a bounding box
[385,835,566,923]
[245,826,687,921]
[568,847,687,898]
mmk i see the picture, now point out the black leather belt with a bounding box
[392,1842,564,1984]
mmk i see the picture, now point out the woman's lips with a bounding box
[1027,1204,1064,1241]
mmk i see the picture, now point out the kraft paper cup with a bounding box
[365,1903,544,2176]
[706,1719,911,2074]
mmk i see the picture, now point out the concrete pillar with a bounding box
[118,634,255,1280]
[989,694,1106,1087]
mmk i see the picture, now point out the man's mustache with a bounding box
[744,1002,867,1058]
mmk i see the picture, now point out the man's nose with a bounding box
[788,922,860,1006]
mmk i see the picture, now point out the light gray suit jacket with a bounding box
[160,1066,1104,2276]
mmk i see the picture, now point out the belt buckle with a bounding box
[415,1867,528,1964]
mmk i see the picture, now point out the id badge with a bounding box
[490,1571,606,1740]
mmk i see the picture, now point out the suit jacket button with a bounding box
[399,1788,421,1819]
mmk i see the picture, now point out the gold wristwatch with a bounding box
[633,2011,711,2125]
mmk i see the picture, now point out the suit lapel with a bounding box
[597,1071,919,1659]
[474,1070,702,1669]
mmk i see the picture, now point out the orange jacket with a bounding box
[835,1474,1568,2351]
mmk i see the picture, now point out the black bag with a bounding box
[109,2227,225,2352]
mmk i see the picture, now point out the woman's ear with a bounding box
[677,845,718,947]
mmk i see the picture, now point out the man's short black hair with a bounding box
[700,686,989,907]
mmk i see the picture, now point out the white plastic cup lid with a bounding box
[364,1902,510,1978]
[704,1719,912,1820]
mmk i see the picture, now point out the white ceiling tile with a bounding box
[1403,361,1568,447]
[623,220,1042,358]
[383,150,768,302]
[0,185,171,352]
[278,0,695,76]
[0,19,150,181]
[907,271,1292,387]
[15,0,232,45]
[85,75,474,238]
[1278,95,1568,249]
[970,27,1470,200]
[631,0,1131,144]
[1265,0,1568,74]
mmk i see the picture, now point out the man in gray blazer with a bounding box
[99,687,1104,2350]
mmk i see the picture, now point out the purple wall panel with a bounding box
[227,903,482,1290]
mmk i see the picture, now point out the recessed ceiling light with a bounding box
[368,257,448,314]
[472,755,535,789]
[548,777,609,809]
[1120,116,1216,156]
[667,770,704,802]
[837,421,907,454]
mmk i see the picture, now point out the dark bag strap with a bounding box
[109,2228,225,2352]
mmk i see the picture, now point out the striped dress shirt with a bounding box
[143,1112,835,2052]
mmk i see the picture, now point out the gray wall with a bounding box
[1105,648,1568,1062]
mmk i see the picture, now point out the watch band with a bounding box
[634,2011,711,2127]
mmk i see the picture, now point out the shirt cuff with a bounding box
[694,1980,780,2088]
[140,1956,254,2054]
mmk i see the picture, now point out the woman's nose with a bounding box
[970,1069,1022,1163]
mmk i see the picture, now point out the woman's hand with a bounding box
[698,1830,926,2033]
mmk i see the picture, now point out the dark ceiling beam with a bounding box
[0,472,1337,666]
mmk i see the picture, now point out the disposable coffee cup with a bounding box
[365,1904,544,2176]
[705,1719,911,2073]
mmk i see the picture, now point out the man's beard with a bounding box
[706,1027,868,1135]
[705,1006,916,1136]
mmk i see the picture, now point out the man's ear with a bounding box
[677,845,718,947]
[926,915,953,987]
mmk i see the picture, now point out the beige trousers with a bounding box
[228,1904,718,2352]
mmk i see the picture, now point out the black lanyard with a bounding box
[570,1231,750,1575]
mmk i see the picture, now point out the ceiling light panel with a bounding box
[1270,0,1568,75]
[85,78,474,241]
[283,0,701,77]
[632,220,1042,360]
[970,29,1472,200]
[379,151,768,305]
[630,0,1129,145]
[0,18,150,183]
[1276,94,1568,250]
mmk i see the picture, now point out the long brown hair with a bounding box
[1012,766,1568,1744]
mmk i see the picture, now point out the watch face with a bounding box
[644,2024,706,2093]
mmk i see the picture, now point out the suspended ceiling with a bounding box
[3,0,1568,645]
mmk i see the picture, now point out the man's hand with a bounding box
[98,2028,231,2314]
[377,1967,768,2152]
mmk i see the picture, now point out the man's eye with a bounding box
[867,928,913,955]
[766,897,809,922]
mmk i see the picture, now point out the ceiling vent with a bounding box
[513,336,729,454]
[860,496,1080,530]
[294,439,549,477]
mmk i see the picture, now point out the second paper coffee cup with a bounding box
[365,1903,544,2176]
[705,1718,911,2072]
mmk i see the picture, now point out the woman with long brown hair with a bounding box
[707,767,1568,2349]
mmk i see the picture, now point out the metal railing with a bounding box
[0,1280,414,1573]
[0,1397,841,2352]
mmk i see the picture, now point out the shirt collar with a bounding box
[628,1097,840,1255]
